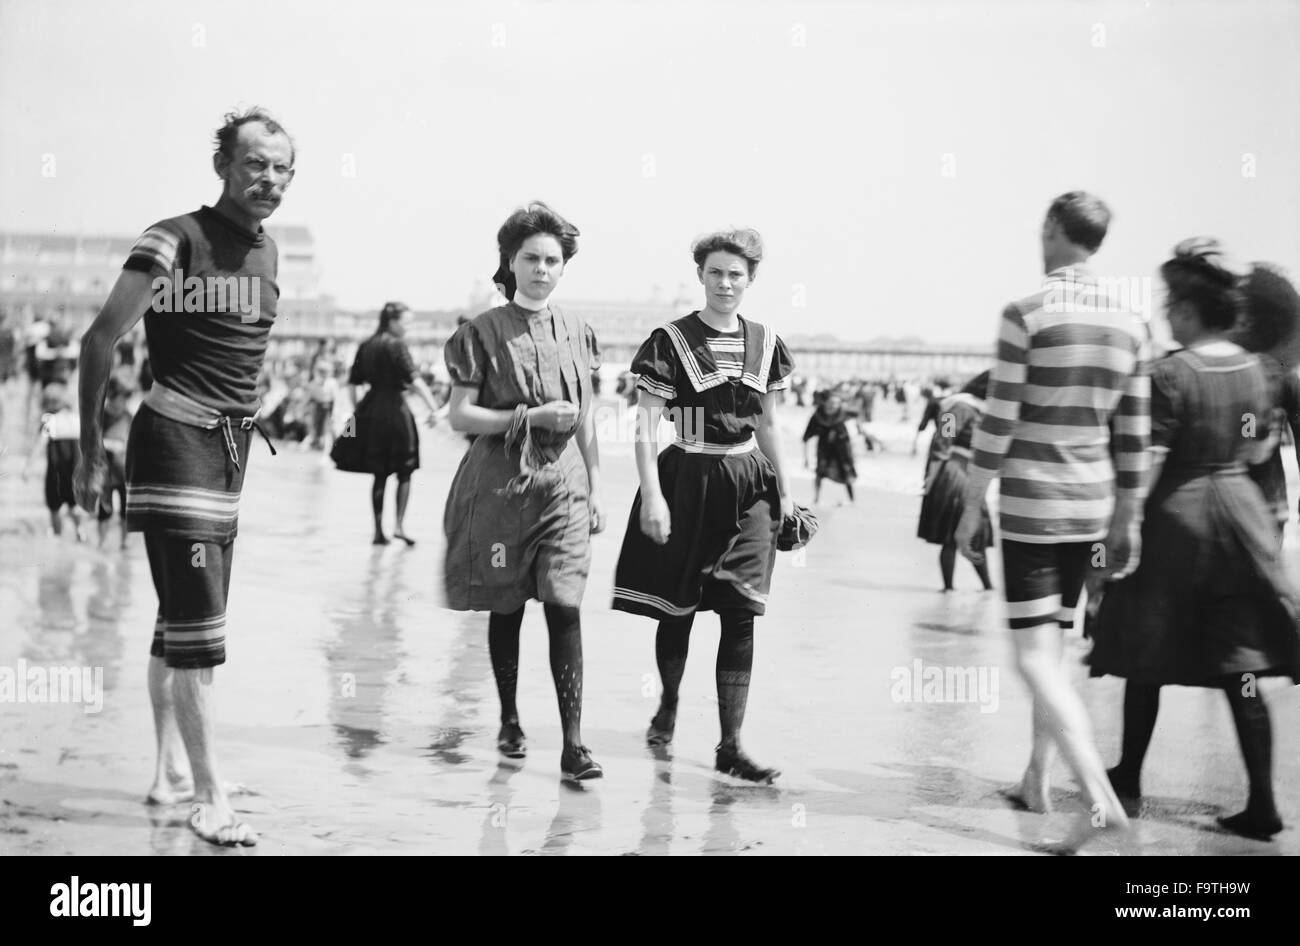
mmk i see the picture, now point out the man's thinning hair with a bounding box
[1046,191,1110,252]
[214,107,295,164]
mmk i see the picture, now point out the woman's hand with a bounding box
[588,491,605,534]
[955,507,985,565]
[528,400,579,432]
[779,494,795,521]
[640,493,671,545]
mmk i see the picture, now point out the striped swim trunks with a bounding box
[1000,539,1096,630]
[146,534,234,668]
[125,384,268,669]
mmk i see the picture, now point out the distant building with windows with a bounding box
[0,225,333,332]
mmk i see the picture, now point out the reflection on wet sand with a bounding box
[638,746,675,855]
[537,781,602,856]
[478,763,518,856]
[423,611,492,767]
[324,546,409,765]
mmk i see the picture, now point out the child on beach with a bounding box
[23,381,84,540]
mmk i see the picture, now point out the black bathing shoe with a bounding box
[715,744,780,784]
[645,714,675,748]
[497,723,526,760]
[561,745,604,782]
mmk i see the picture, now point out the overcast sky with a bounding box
[3,0,1297,343]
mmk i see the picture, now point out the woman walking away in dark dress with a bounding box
[917,370,994,592]
[442,202,605,782]
[612,228,795,784]
[347,302,440,545]
[1089,239,1300,842]
[803,390,857,505]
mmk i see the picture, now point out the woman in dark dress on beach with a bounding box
[802,390,857,504]
[612,228,795,784]
[1089,239,1300,841]
[347,302,440,545]
[916,370,994,592]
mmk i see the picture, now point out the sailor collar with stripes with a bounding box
[662,312,777,394]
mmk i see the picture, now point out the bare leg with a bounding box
[175,666,256,845]
[145,655,192,804]
[1013,623,1127,839]
[393,473,414,545]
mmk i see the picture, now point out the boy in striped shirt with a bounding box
[957,191,1150,849]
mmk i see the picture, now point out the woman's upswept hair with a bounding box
[1161,237,1248,333]
[692,228,764,278]
[374,301,410,336]
[961,369,991,401]
[493,201,580,301]
[1233,262,1300,354]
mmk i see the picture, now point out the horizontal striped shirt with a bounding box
[965,267,1151,543]
[706,326,746,379]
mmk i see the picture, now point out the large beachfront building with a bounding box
[0,225,331,332]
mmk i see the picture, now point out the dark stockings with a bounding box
[651,615,693,733]
[487,604,585,750]
[940,541,993,591]
[716,610,755,750]
[370,475,387,542]
[1221,682,1281,834]
[1108,682,1160,796]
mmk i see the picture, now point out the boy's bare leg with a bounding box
[1014,624,1128,844]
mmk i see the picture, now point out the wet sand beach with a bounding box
[2,391,1298,855]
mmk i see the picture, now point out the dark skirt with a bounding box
[1089,470,1300,686]
[44,440,79,511]
[353,390,419,476]
[917,452,993,547]
[612,445,781,619]
[816,438,856,484]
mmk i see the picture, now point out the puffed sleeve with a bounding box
[585,323,602,373]
[632,328,677,400]
[391,338,418,386]
[767,334,795,392]
[444,321,488,388]
[1148,355,1183,451]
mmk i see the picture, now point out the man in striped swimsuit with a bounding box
[957,191,1150,849]
[74,108,294,847]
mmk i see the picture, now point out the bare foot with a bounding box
[1047,808,1134,855]
[147,779,254,806]
[1010,766,1052,814]
[190,802,258,847]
